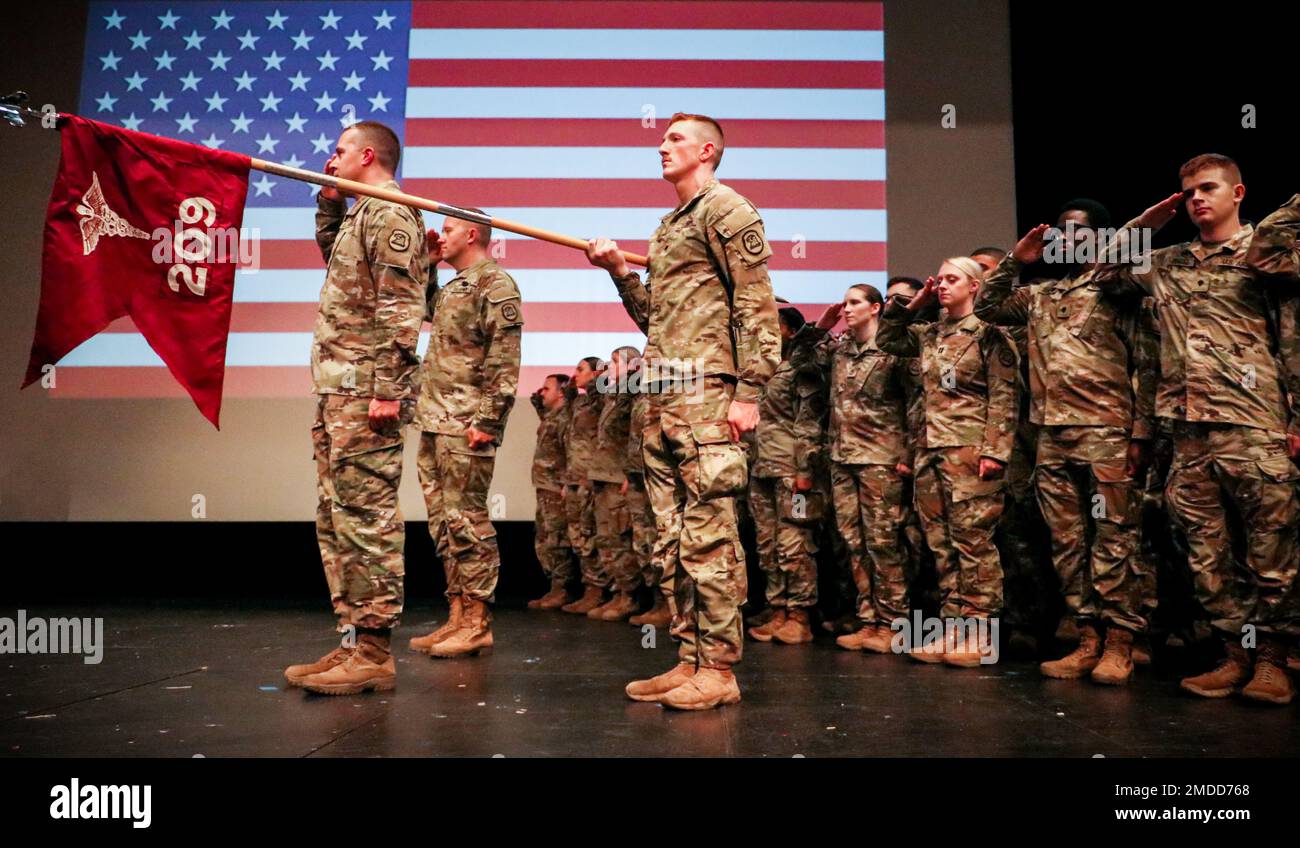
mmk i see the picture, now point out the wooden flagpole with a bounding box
[250,158,649,267]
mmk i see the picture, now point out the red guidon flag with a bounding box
[24,114,251,427]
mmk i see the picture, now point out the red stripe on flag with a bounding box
[250,240,886,271]
[49,366,651,399]
[402,118,884,148]
[103,302,647,334]
[408,59,882,89]
[411,1,882,30]
[400,179,885,210]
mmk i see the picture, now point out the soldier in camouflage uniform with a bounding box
[744,307,829,646]
[1095,154,1297,705]
[1247,192,1300,673]
[407,209,523,659]
[820,286,917,655]
[625,373,672,628]
[587,112,781,710]
[559,356,608,614]
[585,346,644,621]
[975,202,1157,685]
[877,257,1020,668]
[285,122,429,695]
[527,374,575,610]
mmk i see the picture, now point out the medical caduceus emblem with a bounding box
[75,171,150,255]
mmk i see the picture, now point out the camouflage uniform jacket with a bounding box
[588,380,633,484]
[312,182,429,399]
[531,395,567,493]
[829,329,914,468]
[611,179,781,403]
[976,254,1156,440]
[1246,194,1300,437]
[876,300,1020,463]
[415,257,523,441]
[752,323,830,479]
[562,384,600,486]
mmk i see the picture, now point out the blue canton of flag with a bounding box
[80,1,411,207]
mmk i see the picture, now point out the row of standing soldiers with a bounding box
[532,154,1300,708]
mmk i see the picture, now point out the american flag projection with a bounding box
[59,0,886,398]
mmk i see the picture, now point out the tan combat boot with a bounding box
[597,592,639,621]
[1180,640,1252,698]
[625,662,696,702]
[284,645,352,687]
[1091,627,1135,685]
[944,637,994,668]
[908,627,952,664]
[1040,622,1102,679]
[773,608,814,645]
[300,633,395,695]
[408,596,463,653]
[527,582,569,610]
[747,608,787,642]
[629,594,671,627]
[835,622,877,651]
[660,667,742,710]
[561,585,605,614]
[1055,616,1080,644]
[429,598,494,658]
[1241,638,1295,705]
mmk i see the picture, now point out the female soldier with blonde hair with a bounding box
[876,257,1020,666]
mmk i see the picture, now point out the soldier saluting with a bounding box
[586,112,781,710]
[284,121,429,695]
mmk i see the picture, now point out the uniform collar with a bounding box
[1188,222,1253,261]
[663,178,719,224]
[451,257,493,284]
[938,310,980,336]
[346,178,403,217]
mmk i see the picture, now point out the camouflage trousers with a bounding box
[999,420,1056,633]
[625,473,664,589]
[913,445,1005,620]
[1034,425,1145,633]
[643,377,748,669]
[563,482,605,587]
[313,395,406,631]
[1165,422,1300,635]
[832,463,910,625]
[748,475,819,609]
[534,488,575,585]
[417,432,500,602]
[593,480,641,592]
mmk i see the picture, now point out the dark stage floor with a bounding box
[2,604,1297,758]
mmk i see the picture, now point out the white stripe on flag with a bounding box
[232,269,888,305]
[404,87,883,120]
[408,29,884,62]
[401,147,886,181]
[244,207,887,242]
[60,332,650,368]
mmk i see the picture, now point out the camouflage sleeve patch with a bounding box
[368,204,423,272]
[715,202,773,269]
[485,273,524,329]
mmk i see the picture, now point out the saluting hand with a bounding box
[319,157,341,202]
[816,302,844,331]
[1012,223,1053,264]
[1135,191,1187,231]
[908,277,939,312]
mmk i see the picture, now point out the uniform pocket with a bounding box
[691,421,748,500]
[778,478,826,525]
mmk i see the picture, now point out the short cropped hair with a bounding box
[1057,198,1112,230]
[459,206,493,250]
[669,112,725,169]
[547,373,569,388]
[1179,153,1242,185]
[349,120,401,173]
[778,306,806,333]
[970,246,1007,262]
